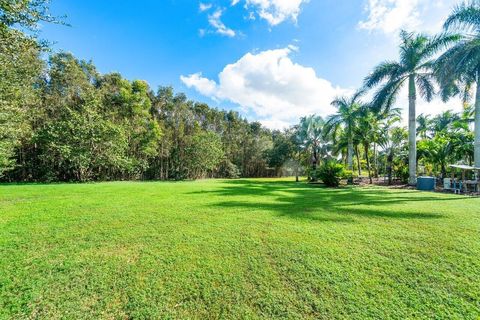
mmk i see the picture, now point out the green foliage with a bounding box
[218,160,241,179]
[185,131,224,179]
[0,0,62,29]
[364,30,459,185]
[266,129,296,175]
[317,161,345,187]
[437,1,480,168]
[0,27,42,176]
[1,46,294,181]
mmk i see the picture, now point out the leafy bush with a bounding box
[395,165,409,184]
[343,169,354,184]
[218,160,241,179]
[317,161,345,187]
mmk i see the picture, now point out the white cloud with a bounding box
[180,72,218,97]
[199,2,212,12]
[244,0,309,26]
[359,0,456,34]
[198,0,308,38]
[394,87,464,126]
[359,0,420,34]
[181,46,351,129]
[208,9,236,37]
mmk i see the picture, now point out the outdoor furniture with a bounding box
[448,165,480,195]
[452,179,463,194]
[465,180,479,193]
[443,178,452,191]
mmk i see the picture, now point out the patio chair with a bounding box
[453,180,463,194]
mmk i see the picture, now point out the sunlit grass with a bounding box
[0,179,479,319]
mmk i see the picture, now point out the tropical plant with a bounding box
[430,110,461,134]
[416,114,431,139]
[364,30,459,185]
[317,161,345,187]
[326,91,363,176]
[354,105,377,184]
[437,1,480,168]
[297,115,329,180]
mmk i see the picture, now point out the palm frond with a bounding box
[421,32,462,59]
[370,77,405,113]
[416,74,436,102]
[444,1,480,32]
[364,61,404,88]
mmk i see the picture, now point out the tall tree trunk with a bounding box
[355,145,361,176]
[347,136,354,184]
[408,75,417,185]
[387,149,393,185]
[311,148,318,181]
[475,77,480,168]
[373,143,379,178]
[347,136,354,170]
[441,163,447,179]
[364,143,372,184]
[295,150,300,182]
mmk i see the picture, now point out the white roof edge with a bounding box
[449,165,480,170]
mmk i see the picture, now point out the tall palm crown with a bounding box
[297,115,328,179]
[326,90,364,171]
[437,0,480,168]
[364,30,458,184]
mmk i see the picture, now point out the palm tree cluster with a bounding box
[297,1,480,185]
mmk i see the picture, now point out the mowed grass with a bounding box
[0,179,479,319]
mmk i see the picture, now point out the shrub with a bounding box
[343,169,354,184]
[317,161,345,187]
[218,160,241,179]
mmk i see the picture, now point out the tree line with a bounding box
[1,1,297,181]
[1,1,479,184]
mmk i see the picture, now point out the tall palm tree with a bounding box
[326,91,363,174]
[297,115,327,180]
[437,1,480,168]
[354,105,378,184]
[364,30,458,185]
[382,127,408,185]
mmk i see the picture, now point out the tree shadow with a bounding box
[191,179,462,222]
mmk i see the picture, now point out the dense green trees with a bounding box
[0,0,47,176]
[1,52,288,181]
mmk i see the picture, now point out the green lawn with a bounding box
[0,179,479,319]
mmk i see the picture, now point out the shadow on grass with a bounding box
[191,179,461,222]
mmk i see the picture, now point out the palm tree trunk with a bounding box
[475,78,480,168]
[364,143,372,184]
[355,145,361,176]
[295,150,300,182]
[311,148,318,181]
[387,149,393,185]
[408,75,417,185]
[347,137,354,170]
[373,143,379,178]
[347,137,354,184]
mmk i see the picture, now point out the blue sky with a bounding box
[41,0,460,128]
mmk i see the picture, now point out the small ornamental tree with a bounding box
[317,161,345,187]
